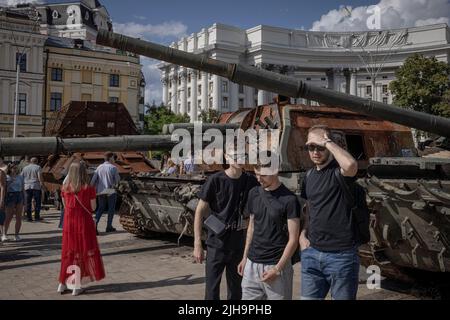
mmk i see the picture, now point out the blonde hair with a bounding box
[62,161,90,193]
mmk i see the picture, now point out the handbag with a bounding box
[74,193,92,215]
[203,172,249,236]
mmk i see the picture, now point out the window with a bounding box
[188,87,191,98]
[383,97,388,104]
[209,82,213,93]
[50,92,62,111]
[345,134,367,160]
[188,102,191,113]
[16,53,26,72]
[382,84,388,94]
[109,97,119,103]
[81,93,91,101]
[188,73,191,83]
[255,88,258,96]
[209,97,213,109]
[18,93,26,115]
[321,77,326,81]
[239,84,244,94]
[198,72,202,80]
[366,85,372,95]
[87,122,94,128]
[169,92,172,100]
[222,80,228,93]
[169,81,172,89]
[109,74,119,87]
[306,77,311,81]
[81,70,92,84]
[382,76,388,79]
[366,76,371,80]
[178,77,181,85]
[51,68,63,81]
[107,122,115,128]
[222,96,228,109]
[198,99,201,109]
[239,98,244,108]
[198,85,202,95]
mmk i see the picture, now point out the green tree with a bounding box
[144,104,190,135]
[389,54,450,118]
[199,109,220,123]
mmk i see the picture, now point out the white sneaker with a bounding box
[57,283,67,294]
[1,235,8,242]
[14,235,21,241]
[72,288,85,296]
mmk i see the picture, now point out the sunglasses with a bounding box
[307,144,326,152]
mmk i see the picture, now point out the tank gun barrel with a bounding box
[162,123,240,135]
[0,135,176,157]
[97,30,450,138]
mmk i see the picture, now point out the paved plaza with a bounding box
[0,209,420,300]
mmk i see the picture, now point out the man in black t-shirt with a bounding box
[300,125,360,300]
[194,151,258,300]
[238,163,300,300]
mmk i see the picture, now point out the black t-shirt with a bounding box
[198,171,258,250]
[301,160,357,252]
[246,184,301,264]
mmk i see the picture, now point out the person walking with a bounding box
[91,152,120,234]
[58,161,105,296]
[238,161,300,300]
[22,157,44,222]
[3,164,25,242]
[0,159,6,242]
[299,125,360,300]
[193,148,258,300]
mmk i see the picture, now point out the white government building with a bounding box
[159,23,450,122]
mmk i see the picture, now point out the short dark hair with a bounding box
[308,125,331,137]
[104,152,115,161]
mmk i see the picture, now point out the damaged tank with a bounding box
[1,31,449,286]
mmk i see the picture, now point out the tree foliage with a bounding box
[199,109,220,123]
[389,54,450,118]
[144,104,190,135]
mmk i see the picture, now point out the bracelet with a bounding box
[274,265,281,275]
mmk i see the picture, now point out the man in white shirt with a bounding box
[91,152,120,234]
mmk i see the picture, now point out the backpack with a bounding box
[305,167,370,245]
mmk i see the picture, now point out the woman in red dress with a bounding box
[58,161,105,296]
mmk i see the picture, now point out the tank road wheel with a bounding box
[118,199,148,237]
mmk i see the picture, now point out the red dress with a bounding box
[59,186,105,284]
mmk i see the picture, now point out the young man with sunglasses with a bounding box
[299,125,359,300]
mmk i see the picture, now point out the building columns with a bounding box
[212,75,220,111]
[201,72,208,113]
[230,82,239,111]
[179,69,187,115]
[190,70,198,122]
[350,69,358,96]
[170,73,178,113]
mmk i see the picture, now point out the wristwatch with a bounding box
[324,139,333,147]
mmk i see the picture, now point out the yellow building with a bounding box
[43,36,145,133]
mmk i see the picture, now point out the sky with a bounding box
[2,0,450,105]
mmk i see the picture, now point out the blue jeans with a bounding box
[300,246,360,300]
[0,208,5,226]
[25,189,42,220]
[95,193,117,230]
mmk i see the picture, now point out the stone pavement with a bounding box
[0,208,419,300]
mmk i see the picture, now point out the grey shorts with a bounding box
[241,259,293,300]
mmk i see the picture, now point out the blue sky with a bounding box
[8,0,449,104]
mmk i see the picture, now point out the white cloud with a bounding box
[310,0,450,31]
[113,21,188,40]
[0,0,42,6]
[112,21,187,106]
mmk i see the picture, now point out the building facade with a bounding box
[44,36,144,131]
[3,0,145,133]
[0,10,46,138]
[159,23,450,122]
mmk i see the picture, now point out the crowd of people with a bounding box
[1,124,362,300]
